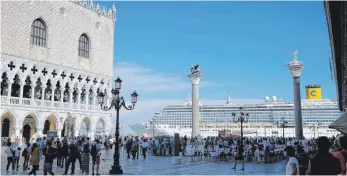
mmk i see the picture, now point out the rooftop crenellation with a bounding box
[71,0,116,20]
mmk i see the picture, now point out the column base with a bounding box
[109,165,123,175]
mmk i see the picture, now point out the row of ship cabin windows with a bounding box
[160,113,338,120]
[30,18,90,58]
[166,110,338,116]
[158,120,332,126]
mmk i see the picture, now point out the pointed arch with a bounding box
[30,18,47,47]
[95,117,106,130]
[78,33,90,58]
[79,116,92,136]
[1,109,17,126]
[21,111,40,128]
[42,113,61,134]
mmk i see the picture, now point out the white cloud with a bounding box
[113,62,190,92]
[109,62,264,134]
[113,62,231,93]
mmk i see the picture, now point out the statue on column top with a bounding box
[190,65,201,75]
[292,49,298,62]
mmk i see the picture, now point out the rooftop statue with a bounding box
[190,65,201,75]
[292,49,298,62]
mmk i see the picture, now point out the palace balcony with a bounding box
[1,95,106,113]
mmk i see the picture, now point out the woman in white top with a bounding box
[285,146,299,175]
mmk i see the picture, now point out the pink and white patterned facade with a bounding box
[0,1,116,142]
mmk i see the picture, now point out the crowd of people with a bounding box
[120,134,347,175]
[3,134,347,175]
[4,136,113,175]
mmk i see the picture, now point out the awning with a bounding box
[329,112,347,134]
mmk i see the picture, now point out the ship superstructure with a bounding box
[129,86,341,138]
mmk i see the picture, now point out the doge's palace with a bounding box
[0,1,116,143]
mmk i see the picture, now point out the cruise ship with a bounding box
[129,85,342,138]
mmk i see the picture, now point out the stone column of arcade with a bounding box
[57,127,62,139]
[15,126,21,141]
[74,127,79,137]
[187,65,203,138]
[287,49,304,140]
[37,127,43,138]
[90,130,95,141]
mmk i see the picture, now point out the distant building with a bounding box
[0,1,116,142]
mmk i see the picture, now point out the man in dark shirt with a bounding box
[63,143,78,175]
[61,142,69,168]
[42,140,56,175]
[308,136,342,175]
[296,146,309,175]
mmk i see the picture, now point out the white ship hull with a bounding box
[129,123,339,138]
[129,90,342,138]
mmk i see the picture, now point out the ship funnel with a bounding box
[306,85,322,100]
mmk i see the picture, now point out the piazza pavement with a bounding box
[0,147,286,175]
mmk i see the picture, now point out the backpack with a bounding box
[11,149,15,157]
[91,144,97,156]
[22,148,28,157]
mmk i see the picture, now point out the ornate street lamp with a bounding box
[277,117,288,144]
[98,76,138,175]
[232,107,249,147]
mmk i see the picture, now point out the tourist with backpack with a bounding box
[91,139,101,175]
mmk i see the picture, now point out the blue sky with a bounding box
[99,1,337,134]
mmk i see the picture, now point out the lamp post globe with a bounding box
[131,91,138,104]
[115,77,122,90]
